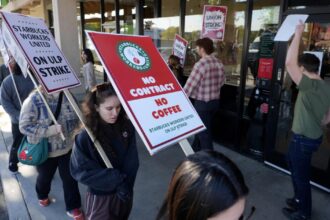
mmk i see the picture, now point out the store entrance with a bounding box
[265,14,330,192]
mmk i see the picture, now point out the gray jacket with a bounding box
[0,74,34,123]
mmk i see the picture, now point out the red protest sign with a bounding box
[202,5,227,40]
[87,32,205,155]
[257,58,274,79]
[0,12,80,93]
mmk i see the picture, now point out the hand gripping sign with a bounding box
[87,32,205,155]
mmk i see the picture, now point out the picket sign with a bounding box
[86,32,205,156]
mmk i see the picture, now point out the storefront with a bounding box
[77,0,330,192]
[1,0,330,191]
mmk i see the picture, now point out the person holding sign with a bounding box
[81,49,97,93]
[168,55,187,87]
[19,88,84,220]
[184,37,226,151]
[282,21,330,220]
[70,83,139,220]
[1,57,34,173]
[156,150,251,220]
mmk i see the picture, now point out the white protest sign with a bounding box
[1,12,80,93]
[202,5,227,40]
[0,26,9,65]
[1,22,28,75]
[274,14,308,41]
[172,34,188,66]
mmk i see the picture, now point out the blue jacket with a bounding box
[70,122,139,196]
[0,74,34,123]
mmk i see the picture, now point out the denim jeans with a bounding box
[287,133,322,217]
[192,99,219,152]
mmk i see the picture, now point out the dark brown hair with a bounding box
[81,82,129,153]
[298,53,320,73]
[156,150,249,220]
[196,37,214,55]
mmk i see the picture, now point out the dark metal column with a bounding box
[180,0,186,37]
[235,0,253,147]
[136,0,144,35]
[100,0,106,32]
[115,0,120,33]
[80,1,86,50]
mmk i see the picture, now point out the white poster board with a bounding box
[1,12,80,93]
[274,14,309,42]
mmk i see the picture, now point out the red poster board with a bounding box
[257,58,274,79]
[87,32,205,155]
[202,5,227,40]
[172,34,188,66]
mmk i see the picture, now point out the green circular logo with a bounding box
[117,42,151,71]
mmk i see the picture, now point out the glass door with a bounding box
[265,15,330,191]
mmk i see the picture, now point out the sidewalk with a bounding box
[1,82,329,220]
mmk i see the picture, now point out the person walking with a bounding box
[184,37,226,151]
[0,57,34,173]
[0,63,10,104]
[282,21,330,220]
[156,150,250,220]
[19,88,84,220]
[81,49,97,93]
[70,82,139,220]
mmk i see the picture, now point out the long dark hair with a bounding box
[82,48,95,64]
[156,150,249,220]
[82,82,129,154]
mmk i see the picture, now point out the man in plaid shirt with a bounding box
[184,37,225,151]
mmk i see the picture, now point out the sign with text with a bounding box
[258,58,274,79]
[0,12,80,93]
[87,32,205,155]
[202,5,227,40]
[1,22,28,75]
[172,34,188,66]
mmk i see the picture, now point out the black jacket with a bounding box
[70,122,139,196]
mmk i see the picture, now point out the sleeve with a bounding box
[86,63,95,90]
[19,94,48,142]
[121,128,139,190]
[70,132,125,192]
[184,62,202,97]
[1,77,20,121]
[297,74,314,91]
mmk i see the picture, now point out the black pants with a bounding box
[192,99,219,152]
[36,151,81,211]
[9,123,24,166]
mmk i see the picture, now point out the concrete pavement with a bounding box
[0,76,329,219]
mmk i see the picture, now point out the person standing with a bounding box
[0,63,10,104]
[19,88,84,220]
[282,21,330,220]
[184,37,226,151]
[0,57,34,173]
[70,83,139,220]
[81,49,97,92]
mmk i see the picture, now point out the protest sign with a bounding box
[1,22,28,75]
[0,12,80,93]
[202,5,227,40]
[274,14,308,41]
[172,34,188,66]
[87,32,205,155]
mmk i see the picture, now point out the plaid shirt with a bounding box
[184,55,225,102]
